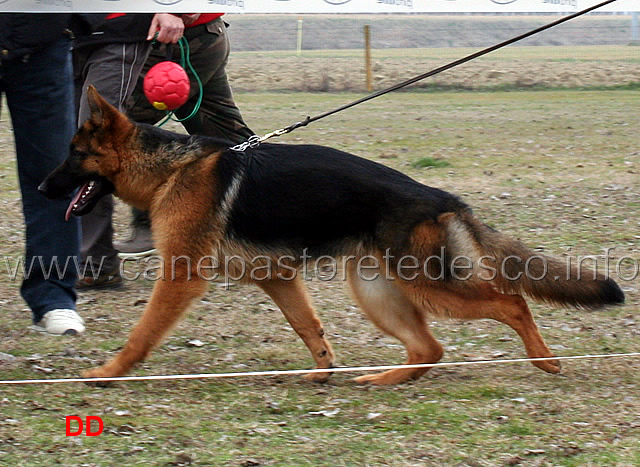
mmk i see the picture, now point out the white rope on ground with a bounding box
[1,352,638,385]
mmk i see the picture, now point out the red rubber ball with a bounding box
[143,61,190,111]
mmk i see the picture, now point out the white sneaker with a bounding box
[33,309,86,335]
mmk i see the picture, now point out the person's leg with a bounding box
[176,18,254,143]
[120,20,253,256]
[127,18,253,143]
[76,41,152,123]
[126,44,169,126]
[3,38,82,325]
[114,44,165,257]
[115,206,156,258]
[73,41,151,283]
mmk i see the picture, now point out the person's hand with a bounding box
[147,13,185,44]
[181,14,201,26]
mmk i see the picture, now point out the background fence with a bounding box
[227,14,637,50]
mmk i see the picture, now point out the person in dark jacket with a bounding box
[72,13,184,289]
[0,14,84,334]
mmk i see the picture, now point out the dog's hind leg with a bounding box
[346,262,444,385]
[82,268,208,380]
[398,282,561,374]
[257,277,335,383]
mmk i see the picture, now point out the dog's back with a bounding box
[217,143,469,256]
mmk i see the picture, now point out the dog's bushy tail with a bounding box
[456,212,625,310]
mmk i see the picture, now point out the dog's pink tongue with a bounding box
[65,183,88,221]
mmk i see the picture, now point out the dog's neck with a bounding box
[112,129,225,212]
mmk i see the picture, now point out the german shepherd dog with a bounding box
[40,86,624,384]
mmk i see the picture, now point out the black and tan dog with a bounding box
[40,86,624,384]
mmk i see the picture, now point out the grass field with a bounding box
[1,78,639,463]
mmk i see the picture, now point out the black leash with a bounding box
[230,0,619,152]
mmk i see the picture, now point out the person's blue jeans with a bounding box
[0,37,81,323]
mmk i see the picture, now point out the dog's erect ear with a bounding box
[87,85,122,127]
[87,85,106,125]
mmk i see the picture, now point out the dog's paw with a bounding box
[304,370,333,384]
[354,371,404,386]
[532,357,562,374]
[81,366,115,387]
[354,367,427,385]
[354,373,389,385]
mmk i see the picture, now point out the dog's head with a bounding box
[39,85,134,220]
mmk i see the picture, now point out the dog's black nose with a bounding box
[37,179,59,199]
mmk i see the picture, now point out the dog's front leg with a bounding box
[257,277,335,382]
[83,264,207,379]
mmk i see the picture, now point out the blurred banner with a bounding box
[0,0,637,13]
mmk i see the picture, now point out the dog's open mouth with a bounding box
[65,178,113,220]
[65,180,97,221]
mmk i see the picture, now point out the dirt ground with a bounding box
[1,89,639,464]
